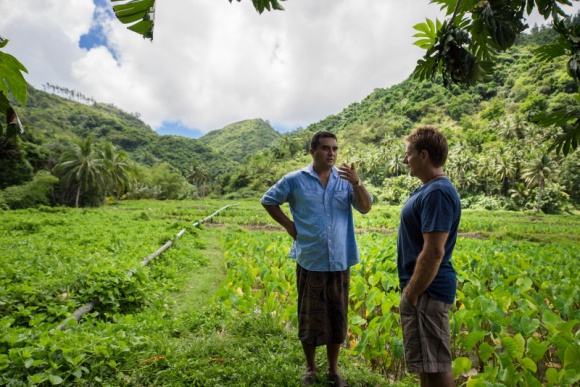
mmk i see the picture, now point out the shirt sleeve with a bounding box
[260,175,290,206]
[420,189,454,233]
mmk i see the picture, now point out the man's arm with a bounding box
[337,162,372,213]
[352,182,372,213]
[403,231,448,305]
[262,204,297,239]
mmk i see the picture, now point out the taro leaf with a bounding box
[463,330,487,351]
[522,370,542,387]
[563,342,580,371]
[452,356,472,378]
[501,336,518,360]
[519,356,537,373]
[478,341,495,362]
[562,369,580,385]
[513,333,526,360]
[517,316,540,336]
[545,367,560,384]
[498,362,517,384]
[526,337,549,362]
[391,337,404,359]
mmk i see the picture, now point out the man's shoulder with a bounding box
[282,166,311,181]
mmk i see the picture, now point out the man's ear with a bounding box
[421,149,429,160]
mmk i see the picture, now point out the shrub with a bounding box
[0,171,59,209]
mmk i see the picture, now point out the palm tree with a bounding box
[493,146,517,195]
[55,136,104,207]
[521,153,560,212]
[186,162,210,198]
[99,140,132,201]
[477,154,496,195]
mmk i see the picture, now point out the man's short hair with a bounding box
[310,131,337,150]
[405,126,448,168]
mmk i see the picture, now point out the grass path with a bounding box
[170,225,227,314]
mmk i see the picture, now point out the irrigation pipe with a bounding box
[55,202,240,331]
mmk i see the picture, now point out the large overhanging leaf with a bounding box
[229,0,286,14]
[110,0,286,40]
[0,38,28,136]
[111,0,156,40]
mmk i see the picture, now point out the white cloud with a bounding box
[1,0,577,136]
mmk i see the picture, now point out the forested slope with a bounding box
[227,28,580,211]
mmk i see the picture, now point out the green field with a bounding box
[1,200,579,386]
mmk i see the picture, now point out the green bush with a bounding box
[0,171,59,209]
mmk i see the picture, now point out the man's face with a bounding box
[403,142,423,178]
[311,137,338,170]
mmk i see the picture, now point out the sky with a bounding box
[1,0,578,138]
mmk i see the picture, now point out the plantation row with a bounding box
[1,200,579,385]
[219,230,580,386]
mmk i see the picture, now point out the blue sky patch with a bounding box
[157,121,205,139]
[79,0,118,59]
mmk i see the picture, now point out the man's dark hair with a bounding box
[405,125,448,168]
[310,131,337,150]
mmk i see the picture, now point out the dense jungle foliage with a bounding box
[1,25,579,212]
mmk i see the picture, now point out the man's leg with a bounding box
[301,341,317,373]
[420,372,454,387]
[326,343,341,375]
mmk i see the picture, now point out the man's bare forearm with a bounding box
[353,183,372,213]
[404,231,448,304]
[262,204,297,239]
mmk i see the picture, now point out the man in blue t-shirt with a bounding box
[397,126,461,387]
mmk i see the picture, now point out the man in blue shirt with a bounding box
[261,131,372,387]
[397,126,461,387]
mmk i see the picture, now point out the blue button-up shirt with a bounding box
[260,164,370,272]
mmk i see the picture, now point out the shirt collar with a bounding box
[302,164,339,179]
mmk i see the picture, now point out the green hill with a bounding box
[198,119,281,163]
[16,86,239,177]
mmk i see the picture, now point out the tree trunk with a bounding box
[536,178,544,212]
[75,185,81,208]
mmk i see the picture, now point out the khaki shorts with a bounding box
[400,292,453,373]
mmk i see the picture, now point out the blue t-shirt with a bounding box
[397,177,461,304]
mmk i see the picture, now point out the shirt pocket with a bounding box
[334,190,350,211]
